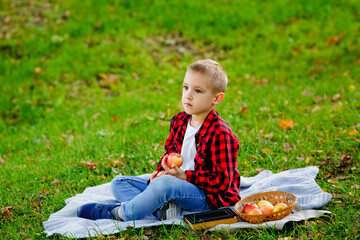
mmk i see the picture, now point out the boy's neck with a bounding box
[189,108,214,128]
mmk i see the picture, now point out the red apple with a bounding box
[257,200,274,214]
[273,202,288,212]
[166,153,183,168]
[156,170,167,177]
[248,208,263,215]
[242,204,259,214]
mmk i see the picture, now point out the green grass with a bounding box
[1,0,359,239]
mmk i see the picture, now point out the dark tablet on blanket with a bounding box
[184,208,238,229]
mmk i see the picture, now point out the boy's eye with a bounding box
[195,89,202,93]
[183,86,188,90]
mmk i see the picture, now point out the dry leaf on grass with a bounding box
[1,206,14,219]
[279,119,294,130]
[51,178,61,185]
[81,160,99,172]
[347,130,357,136]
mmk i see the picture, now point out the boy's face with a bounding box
[182,70,220,118]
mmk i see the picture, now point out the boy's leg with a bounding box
[119,175,210,221]
[111,175,149,202]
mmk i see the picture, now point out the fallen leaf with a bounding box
[51,178,61,185]
[238,105,248,114]
[332,101,343,110]
[91,113,101,119]
[34,67,42,74]
[282,143,293,152]
[248,155,256,160]
[341,153,352,165]
[148,160,156,166]
[328,32,344,45]
[301,89,312,96]
[255,168,265,173]
[97,73,118,88]
[264,132,274,139]
[111,115,120,122]
[111,159,124,167]
[1,206,14,219]
[331,93,341,101]
[144,229,154,236]
[39,187,49,195]
[297,157,305,161]
[158,119,168,127]
[0,155,5,163]
[312,105,322,112]
[260,107,271,112]
[82,160,99,172]
[347,130,358,136]
[262,148,271,154]
[279,119,294,130]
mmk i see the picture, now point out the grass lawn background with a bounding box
[0,0,359,239]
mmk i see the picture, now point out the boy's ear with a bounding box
[213,92,225,105]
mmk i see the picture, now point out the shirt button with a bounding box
[202,159,205,162]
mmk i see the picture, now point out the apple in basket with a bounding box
[257,200,274,214]
[166,153,183,168]
[248,208,263,215]
[273,202,288,212]
[242,204,259,214]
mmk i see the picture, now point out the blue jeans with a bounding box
[111,175,210,221]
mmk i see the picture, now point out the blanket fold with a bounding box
[43,166,332,238]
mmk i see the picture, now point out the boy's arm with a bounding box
[185,132,239,193]
[156,115,178,172]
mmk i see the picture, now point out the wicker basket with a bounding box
[234,191,297,224]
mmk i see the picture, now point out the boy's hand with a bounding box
[149,171,158,182]
[162,156,186,180]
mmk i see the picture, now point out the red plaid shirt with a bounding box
[156,108,241,209]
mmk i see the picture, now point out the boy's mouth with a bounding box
[185,103,192,107]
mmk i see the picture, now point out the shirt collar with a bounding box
[196,108,218,137]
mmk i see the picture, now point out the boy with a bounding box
[77,59,240,221]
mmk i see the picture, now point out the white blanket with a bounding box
[43,166,332,238]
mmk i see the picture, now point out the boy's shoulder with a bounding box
[209,111,236,136]
[171,110,237,140]
[171,111,190,125]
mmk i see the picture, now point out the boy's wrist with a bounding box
[180,171,187,180]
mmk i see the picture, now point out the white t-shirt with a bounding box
[180,119,200,171]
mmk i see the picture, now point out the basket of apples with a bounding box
[234,191,297,224]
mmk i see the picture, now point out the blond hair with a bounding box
[187,59,228,93]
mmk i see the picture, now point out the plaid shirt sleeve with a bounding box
[156,114,181,172]
[185,131,239,195]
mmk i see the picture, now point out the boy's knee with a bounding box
[110,176,129,191]
[151,175,178,195]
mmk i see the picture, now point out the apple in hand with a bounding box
[166,153,183,168]
[242,204,259,214]
[273,202,288,212]
[257,200,274,214]
[156,171,167,177]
